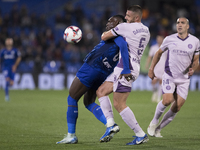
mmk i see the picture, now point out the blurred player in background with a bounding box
[147,17,200,137]
[56,15,131,144]
[0,38,21,101]
[97,5,150,145]
[145,35,166,103]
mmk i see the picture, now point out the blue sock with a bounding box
[86,103,107,125]
[67,96,78,134]
[5,81,9,97]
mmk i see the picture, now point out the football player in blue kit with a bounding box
[56,15,132,144]
[0,38,21,101]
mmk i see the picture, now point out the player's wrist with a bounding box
[149,68,153,70]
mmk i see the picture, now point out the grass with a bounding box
[0,89,200,150]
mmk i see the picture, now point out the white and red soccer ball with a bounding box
[63,26,82,44]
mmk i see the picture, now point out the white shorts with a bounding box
[162,72,190,100]
[106,66,139,92]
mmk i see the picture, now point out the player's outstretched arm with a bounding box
[145,56,152,70]
[101,30,115,41]
[148,49,163,80]
[114,36,132,81]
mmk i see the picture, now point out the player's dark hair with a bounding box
[127,5,142,18]
[113,15,126,22]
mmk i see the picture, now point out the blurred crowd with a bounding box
[0,1,200,73]
[142,2,200,45]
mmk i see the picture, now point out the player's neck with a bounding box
[177,32,188,39]
[6,46,12,50]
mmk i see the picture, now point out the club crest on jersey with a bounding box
[166,85,171,90]
[188,44,192,49]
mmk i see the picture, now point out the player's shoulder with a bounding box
[163,33,177,42]
[188,34,199,42]
[114,22,128,30]
[140,22,149,29]
[166,33,177,38]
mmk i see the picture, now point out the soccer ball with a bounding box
[63,26,82,44]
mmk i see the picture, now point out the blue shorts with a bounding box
[3,67,15,81]
[76,63,109,91]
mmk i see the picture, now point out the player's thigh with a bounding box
[176,81,190,100]
[83,89,96,106]
[69,76,88,101]
[96,81,113,98]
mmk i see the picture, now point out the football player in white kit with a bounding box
[147,17,200,137]
[145,35,166,103]
[96,5,150,145]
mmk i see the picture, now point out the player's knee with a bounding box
[162,98,173,106]
[83,98,92,106]
[176,106,181,112]
[96,87,104,98]
[113,100,122,112]
[113,101,119,110]
[171,105,181,113]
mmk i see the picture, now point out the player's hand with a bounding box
[119,73,133,82]
[12,65,17,72]
[148,68,155,80]
[188,68,194,77]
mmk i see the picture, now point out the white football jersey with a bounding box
[160,33,200,79]
[111,22,150,74]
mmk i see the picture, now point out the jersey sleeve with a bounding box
[111,23,125,37]
[160,36,169,52]
[114,36,131,74]
[195,41,200,56]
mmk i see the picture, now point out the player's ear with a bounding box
[187,24,189,30]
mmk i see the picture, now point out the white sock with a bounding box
[107,118,115,127]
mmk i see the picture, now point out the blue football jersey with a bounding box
[0,48,21,69]
[84,36,126,75]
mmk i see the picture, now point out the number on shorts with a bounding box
[163,79,169,85]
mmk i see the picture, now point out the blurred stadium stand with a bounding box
[0,0,200,74]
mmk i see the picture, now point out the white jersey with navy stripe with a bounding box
[160,33,200,79]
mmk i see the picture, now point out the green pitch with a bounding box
[0,89,200,150]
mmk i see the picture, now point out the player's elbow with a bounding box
[101,34,107,41]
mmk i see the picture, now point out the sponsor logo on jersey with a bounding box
[102,57,112,68]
